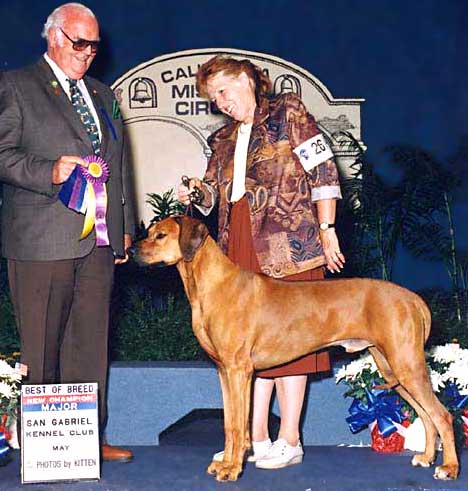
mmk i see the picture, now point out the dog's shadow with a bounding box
[159,408,280,447]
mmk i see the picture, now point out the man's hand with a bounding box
[52,156,88,184]
[115,234,132,265]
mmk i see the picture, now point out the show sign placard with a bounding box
[21,383,100,484]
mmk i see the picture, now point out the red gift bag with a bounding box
[371,419,410,453]
[462,409,468,447]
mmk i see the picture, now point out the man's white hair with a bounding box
[41,3,96,39]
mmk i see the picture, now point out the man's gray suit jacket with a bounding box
[0,57,135,260]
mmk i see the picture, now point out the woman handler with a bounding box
[178,55,344,469]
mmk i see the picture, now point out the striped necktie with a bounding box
[68,79,101,155]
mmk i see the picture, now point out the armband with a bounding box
[293,133,334,171]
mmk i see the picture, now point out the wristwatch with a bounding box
[319,222,335,231]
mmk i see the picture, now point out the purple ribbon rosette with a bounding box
[58,155,110,246]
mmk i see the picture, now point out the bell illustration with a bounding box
[132,79,152,103]
[280,77,295,93]
[274,74,301,98]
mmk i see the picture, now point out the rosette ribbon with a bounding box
[346,388,405,437]
[59,156,110,246]
[443,383,468,411]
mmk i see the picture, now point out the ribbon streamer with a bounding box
[444,383,468,411]
[100,107,117,140]
[0,415,11,442]
[59,155,110,246]
[346,388,405,437]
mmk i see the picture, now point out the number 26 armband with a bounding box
[293,134,334,172]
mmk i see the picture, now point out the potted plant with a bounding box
[0,358,23,464]
[336,344,468,452]
[335,353,411,452]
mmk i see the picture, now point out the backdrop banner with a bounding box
[112,48,365,226]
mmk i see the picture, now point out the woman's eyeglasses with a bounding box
[60,28,99,53]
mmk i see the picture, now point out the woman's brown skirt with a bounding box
[227,197,330,378]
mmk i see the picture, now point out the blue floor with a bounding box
[1,446,467,491]
[3,412,467,490]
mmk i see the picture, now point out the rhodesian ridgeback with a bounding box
[133,215,458,482]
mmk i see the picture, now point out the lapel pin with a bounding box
[50,80,60,95]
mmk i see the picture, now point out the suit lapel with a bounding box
[35,58,93,151]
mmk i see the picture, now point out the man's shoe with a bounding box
[212,438,272,463]
[101,443,134,462]
[255,438,303,469]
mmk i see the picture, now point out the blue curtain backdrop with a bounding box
[0,0,466,289]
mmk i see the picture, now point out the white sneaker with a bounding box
[247,438,273,462]
[212,438,272,463]
[212,449,224,462]
[255,438,303,469]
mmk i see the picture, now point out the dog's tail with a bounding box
[418,296,432,344]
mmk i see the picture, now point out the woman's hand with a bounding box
[320,228,345,273]
[177,177,203,205]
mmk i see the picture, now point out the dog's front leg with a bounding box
[208,367,233,467]
[207,366,252,481]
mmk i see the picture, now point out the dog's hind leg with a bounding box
[369,347,438,466]
[369,346,399,387]
[384,351,458,480]
[399,379,457,479]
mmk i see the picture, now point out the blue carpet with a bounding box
[1,447,467,491]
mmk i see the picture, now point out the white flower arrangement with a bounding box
[0,359,22,428]
[336,343,468,425]
[428,343,468,396]
[335,353,384,404]
[429,369,446,392]
[335,353,377,384]
[336,343,468,452]
[430,343,465,364]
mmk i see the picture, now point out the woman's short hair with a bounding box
[196,55,272,100]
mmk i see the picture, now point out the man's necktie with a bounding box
[69,79,101,155]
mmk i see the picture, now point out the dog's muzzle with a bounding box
[128,244,168,268]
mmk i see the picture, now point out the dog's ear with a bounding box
[174,216,209,261]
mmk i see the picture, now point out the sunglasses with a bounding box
[60,28,99,53]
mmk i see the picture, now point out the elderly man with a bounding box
[0,3,134,462]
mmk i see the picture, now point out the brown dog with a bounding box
[134,215,458,482]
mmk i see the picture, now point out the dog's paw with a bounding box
[434,464,459,480]
[207,461,242,481]
[215,463,243,482]
[411,454,433,468]
[207,461,221,475]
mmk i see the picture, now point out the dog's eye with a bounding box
[155,232,167,240]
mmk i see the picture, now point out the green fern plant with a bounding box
[111,289,204,361]
[146,189,186,224]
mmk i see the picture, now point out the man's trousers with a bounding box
[8,246,114,427]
